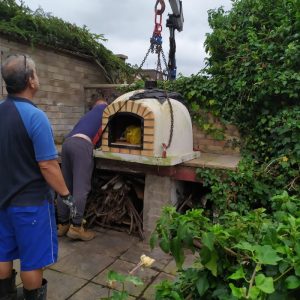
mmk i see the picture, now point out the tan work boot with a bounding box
[57,223,70,237]
[66,224,95,241]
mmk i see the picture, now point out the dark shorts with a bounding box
[0,201,58,271]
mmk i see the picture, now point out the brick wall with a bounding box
[0,36,108,143]
[193,113,240,155]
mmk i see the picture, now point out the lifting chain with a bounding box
[137,0,174,151]
[163,88,174,149]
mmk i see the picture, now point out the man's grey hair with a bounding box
[1,54,36,94]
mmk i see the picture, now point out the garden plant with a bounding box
[151,0,300,299]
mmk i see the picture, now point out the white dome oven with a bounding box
[94,89,200,166]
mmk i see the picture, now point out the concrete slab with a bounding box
[50,249,115,280]
[92,259,158,297]
[184,152,241,170]
[13,230,182,299]
[71,229,138,258]
[43,269,86,300]
[69,282,136,300]
[68,282,113,300]
[120,244,172,271]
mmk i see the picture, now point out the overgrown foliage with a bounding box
[0,0,132,82]
[152,192,300,299]
[150,0,300,299]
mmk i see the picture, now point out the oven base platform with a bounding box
[94,149,200,166]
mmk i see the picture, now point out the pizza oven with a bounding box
[94,89,200,166]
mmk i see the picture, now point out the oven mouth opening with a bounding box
[108,112,144,150]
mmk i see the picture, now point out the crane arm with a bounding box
[166,0,183,80]
[168,0,184,32]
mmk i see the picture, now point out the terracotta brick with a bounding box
[102,117,109,126]
[111,148,120,153]
[106,105,114,116]
[120,148,130,154]
[137,105,146,116]
[110,104,116,114]
[144,112,154,119]
[142,108,151,117]
[141,150,154,157]
[143,142,154,150]
[102,132,109,139]
[144,128,155,135]
[144,135,154,142]
[112,101,121,113]
[103,109,110,117]
[213,140,227,147]
[102,139,108,146]
[125,101,133,112]
[120,102,127,112]
[101,145,110,152]
[130,149,141,155]
[132,103,139,114]
[144,120,155,127]
[129,101,134,112]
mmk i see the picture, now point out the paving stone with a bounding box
[120,243,172,271]
[92,259,158,297]
[44,269,86,300]
[57,236,78,260]
[141,272,176,300]
[69,282,136,300]
[73,229,138,258]
[49,249,115,280]
[68,282,110,300]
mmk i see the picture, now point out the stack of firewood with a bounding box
[85,171,145,239]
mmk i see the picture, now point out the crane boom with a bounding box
[166,0,183,80]
[168,0,184,32]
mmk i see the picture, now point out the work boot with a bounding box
[23,279,47,300]
[0,269,17,300]
[57,223,70,237]
[66,224,95,241]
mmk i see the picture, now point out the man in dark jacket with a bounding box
[0,54,71,300]
[57,97,107,241]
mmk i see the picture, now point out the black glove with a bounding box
[61,194,77,219]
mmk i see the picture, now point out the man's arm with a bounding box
[38,159,69,196]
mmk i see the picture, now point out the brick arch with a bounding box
[101,100,155,156]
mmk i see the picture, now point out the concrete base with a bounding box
[143,174,182,240]
[94,149,200,166]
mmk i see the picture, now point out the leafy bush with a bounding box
[205,0,300,126]
[152,192,300,299]
[150,0,300,299]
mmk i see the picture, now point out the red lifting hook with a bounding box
[154,0,166,15]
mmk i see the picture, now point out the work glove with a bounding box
[60,194,77,219]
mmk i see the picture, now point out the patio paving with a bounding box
[13,227,190,299]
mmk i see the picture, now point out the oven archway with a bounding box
[108,112,144,150]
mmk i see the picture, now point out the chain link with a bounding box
[164,90,174,149]
[134,15,174,150]
[133,45,152,80]
[161,47,169,74]
[139,40,174,149]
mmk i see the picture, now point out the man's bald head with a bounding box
[1,54,36,94]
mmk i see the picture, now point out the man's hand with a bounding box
[61,194,77,219]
